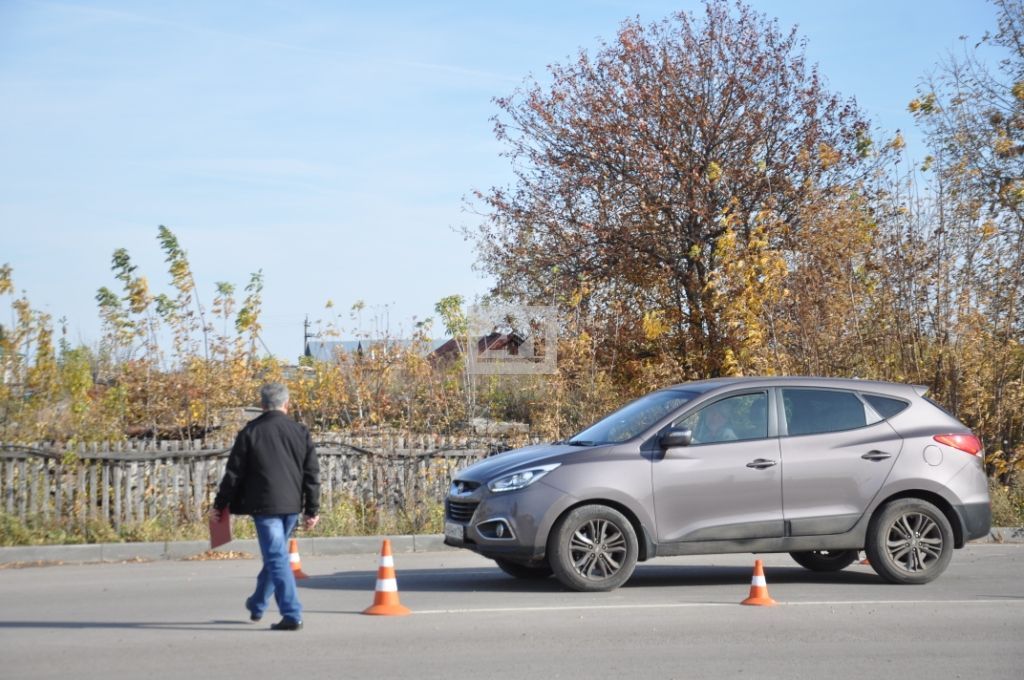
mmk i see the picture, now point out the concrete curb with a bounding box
[981,526,1024,544]
[0,533,456,566]
[1,528,1020,566]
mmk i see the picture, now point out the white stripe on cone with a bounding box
[752,575,766,587]
[375,578,398,592]
[380,555,394,567]
[290,553,300,563]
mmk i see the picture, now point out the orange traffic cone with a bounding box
[740,559,777,606]
[859,553,871,566]
[288,538,308,580]
[363,539,411,616]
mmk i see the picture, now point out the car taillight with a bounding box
[933,434,983,456]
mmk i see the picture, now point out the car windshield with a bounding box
[568,389,699,445]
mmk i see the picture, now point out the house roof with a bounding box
[304,338,448,362]
[477,331,526,352]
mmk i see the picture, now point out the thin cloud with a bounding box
[390,58,520,84]
[24,0,519,85]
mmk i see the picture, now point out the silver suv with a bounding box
[444,377,991,591]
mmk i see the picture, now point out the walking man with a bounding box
[212,382,320,631]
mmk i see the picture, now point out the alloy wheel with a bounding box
[549,505,639,591]
[866,498,954,585]
[885,511,944,573]
[570,518,627,580]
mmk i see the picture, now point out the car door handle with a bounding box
[861,450,892,461]
[746,458,777,469]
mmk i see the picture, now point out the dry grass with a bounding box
[989,476,1024,527]
[0,496,446,547]
[182,549,255,561]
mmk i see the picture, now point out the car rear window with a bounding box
[862,394,910,419]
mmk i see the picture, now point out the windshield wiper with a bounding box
[567,440,596,446]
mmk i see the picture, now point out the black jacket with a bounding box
[214,410,320,516]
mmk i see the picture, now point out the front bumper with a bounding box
[443,481,571,562]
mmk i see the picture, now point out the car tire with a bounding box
[547,505,639,592]
[789,549,859,572]
[494,558,553,580]
[865,498,954,585]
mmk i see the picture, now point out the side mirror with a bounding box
[660,427,692,449]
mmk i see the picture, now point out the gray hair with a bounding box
[260,382,289,410]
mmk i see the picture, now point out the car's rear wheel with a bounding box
[548,505,638,592]
[865,498,954,585]
[789,549,859,572]
[493,558,553,580]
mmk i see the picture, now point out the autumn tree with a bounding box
[907,0,1024,479]
[90,228,271,440]
[472,0,889,377]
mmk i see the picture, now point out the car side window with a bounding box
[675,392,768,444]
[862,394,910,419]
[782,388,874,436]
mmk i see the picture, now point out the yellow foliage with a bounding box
[706,161,722,183]
[0,263,12,295]
[994,134,1015,158]
[567,281,592,308]
[720,348,741,376]
[908,93,937,114]
[817,143,841,169]
[642,310,670,340]
[704,219,789,376]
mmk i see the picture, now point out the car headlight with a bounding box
[487,463,560,493]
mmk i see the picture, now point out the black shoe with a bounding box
[245,597,262,623]
[270,618,303,631]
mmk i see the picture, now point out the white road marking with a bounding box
[414,599,1024,615]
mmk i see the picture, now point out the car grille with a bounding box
[446,499,479,523]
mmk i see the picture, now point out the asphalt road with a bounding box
[2,544,1022,679]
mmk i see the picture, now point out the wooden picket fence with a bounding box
[0,432,529,530]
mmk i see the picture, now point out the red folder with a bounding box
[209,510,232,549]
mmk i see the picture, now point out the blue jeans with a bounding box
[250,514,301,621]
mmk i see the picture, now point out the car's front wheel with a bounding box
[493,558,553,580]
[547,505,638,592]
[789,549,859,572]
[865,498,954,585]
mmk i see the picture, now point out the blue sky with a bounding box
[0,0,997,360]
